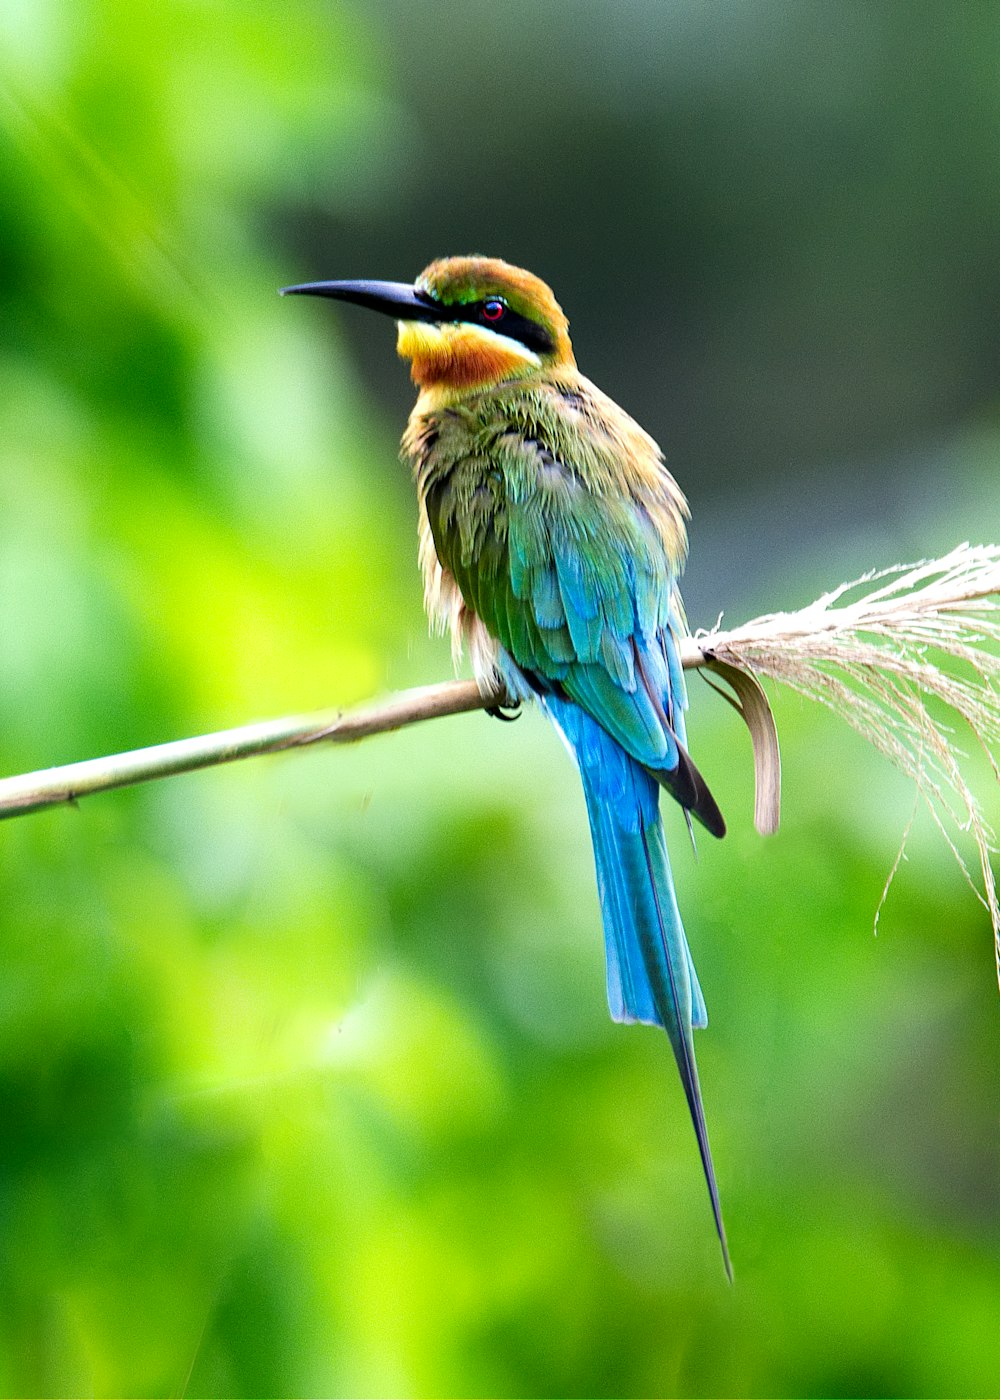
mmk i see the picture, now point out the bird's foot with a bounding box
[485,692,521,722]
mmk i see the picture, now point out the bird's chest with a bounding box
[406,409,514,564]
[422,458,509,574]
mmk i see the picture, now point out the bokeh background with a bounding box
[1,2,999,1395]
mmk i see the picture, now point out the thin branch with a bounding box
[0,678,495,820]
[2,541,999,981]
[0,633,768,823]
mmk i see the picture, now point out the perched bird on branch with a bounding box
[283,256,731,1276]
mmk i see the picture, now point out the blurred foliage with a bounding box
[1,1,999,1396]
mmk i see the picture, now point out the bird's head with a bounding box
[282,255,575,398]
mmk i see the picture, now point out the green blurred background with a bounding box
[1,2,999,1395]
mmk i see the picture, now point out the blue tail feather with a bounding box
[543,694,730,1278]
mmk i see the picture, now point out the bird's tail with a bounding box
[545,696,732,1279]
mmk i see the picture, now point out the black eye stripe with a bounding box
[416,291,556,356]
[491,310,556,355]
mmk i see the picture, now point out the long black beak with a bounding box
[279,278,440,322]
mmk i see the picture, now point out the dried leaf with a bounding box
[700,657,782,836]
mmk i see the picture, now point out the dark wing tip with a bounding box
[659,742,726,839]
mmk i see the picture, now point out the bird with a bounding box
[282,256,731,1277]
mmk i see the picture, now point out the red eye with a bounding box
[482,298,506,322]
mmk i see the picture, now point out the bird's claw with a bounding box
[485,699,521,723]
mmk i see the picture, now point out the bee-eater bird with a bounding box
[283,256,731,1277]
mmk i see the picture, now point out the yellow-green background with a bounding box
[1,3,998,1395]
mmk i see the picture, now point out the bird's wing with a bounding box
[423,432,725,836]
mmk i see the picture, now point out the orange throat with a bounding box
[396,319,545,397]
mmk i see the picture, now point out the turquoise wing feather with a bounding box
[424,431,723,830]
